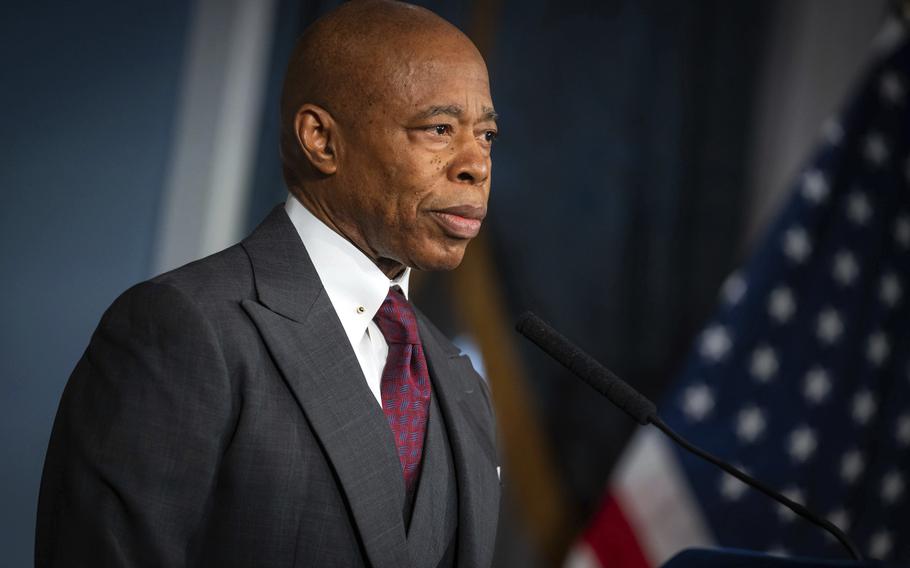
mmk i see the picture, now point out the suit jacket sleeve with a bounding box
[36,280,234,567]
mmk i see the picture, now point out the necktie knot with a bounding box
[373,288,420,345]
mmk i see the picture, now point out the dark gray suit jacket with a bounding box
[36,206,501,567]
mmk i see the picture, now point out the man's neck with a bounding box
[289,188,406,279]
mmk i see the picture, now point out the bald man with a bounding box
[35,2,500,567]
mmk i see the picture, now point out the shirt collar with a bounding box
[284,193,410,345]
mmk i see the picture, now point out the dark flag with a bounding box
[568,25,910,568]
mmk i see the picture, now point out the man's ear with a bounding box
[294,104,338,175]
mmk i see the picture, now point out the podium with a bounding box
[662,548,884,567]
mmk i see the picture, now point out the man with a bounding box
[35,1,500,566]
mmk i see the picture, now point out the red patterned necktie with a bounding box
[373,287,432,497]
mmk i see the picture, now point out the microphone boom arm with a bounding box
[650,416,861,561]
[515,311,862,561]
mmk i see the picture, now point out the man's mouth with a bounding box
[430,205,486,239]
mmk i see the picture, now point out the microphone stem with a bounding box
[649,416,862,561]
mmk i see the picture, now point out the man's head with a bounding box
[280,0,497,277]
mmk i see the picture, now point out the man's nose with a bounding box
[448,138,489,185]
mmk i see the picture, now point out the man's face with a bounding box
[332,46,497,273]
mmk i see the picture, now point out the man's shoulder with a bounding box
[148,243,254,305]
[104,244,255,329]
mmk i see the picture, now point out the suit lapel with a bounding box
[240,207,409,568]
[418,313,501,568]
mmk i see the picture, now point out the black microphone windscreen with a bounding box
[516,312,656,425]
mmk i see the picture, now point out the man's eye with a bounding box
[483,130,498,143]
[430,124,450,135]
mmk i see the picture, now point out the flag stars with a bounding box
[821,118,844,146]
[894,215,910,248]
[699,325,732,362]
[768,286,796,323]
[868,530,893,559]
[846,192,873,225]
[895,414,910,446]
[801,170,829,204]
[879,71,905,104]
[851,389,877,425]
[782,227,812,263]
[721,272,748,306]
[840,450,866,484]
[831,251,860,286]
[681,384,715,422]
[787,426,817,463]
[803,367,832,405]
[767,545,790,558]
[736,406,767,443]
[880,470,905,504]
[863,132,889,166]
[777,487,806,522]
[750,346,779,382]
[719,467,750,501]
[880,272,902,307]
[827,509,850,533]
[816,308,844,345]
[866,332,890,367]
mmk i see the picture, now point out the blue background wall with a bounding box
[1,3,191,565]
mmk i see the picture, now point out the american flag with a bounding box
[567,25,910,568]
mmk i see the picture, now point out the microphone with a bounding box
[515,311,862,562]
[515,310,657,425]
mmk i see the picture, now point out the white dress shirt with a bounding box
[284,193,410,405]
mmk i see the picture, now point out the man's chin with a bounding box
[410,243,470,272]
